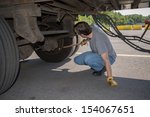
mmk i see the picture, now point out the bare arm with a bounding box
[101,52,112,77]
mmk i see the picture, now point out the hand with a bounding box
[80,39,88,46]
[107,77,118,87]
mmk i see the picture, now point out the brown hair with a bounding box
[74,21,92,35]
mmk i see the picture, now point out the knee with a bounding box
[109,56,116,65]
[84,56,92,65]
[74,56,80,65]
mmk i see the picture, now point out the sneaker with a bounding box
[101,67,106,72]
[90,68,95,71]
[92,67,106,76]
[92,71,103,76]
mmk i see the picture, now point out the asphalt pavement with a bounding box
[0,30,150,100]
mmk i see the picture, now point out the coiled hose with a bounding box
[92,14,150,53]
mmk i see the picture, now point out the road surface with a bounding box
[0,30,150,100]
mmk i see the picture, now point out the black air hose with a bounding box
[92,14,150,53]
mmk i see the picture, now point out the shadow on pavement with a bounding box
[0,58,150,100]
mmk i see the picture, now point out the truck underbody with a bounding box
[1,0,149,43]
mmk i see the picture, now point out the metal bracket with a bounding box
[13,4,44,43]
[56,10,75,23]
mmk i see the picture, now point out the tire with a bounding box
[35,15,79,62]
[69,35,80,57]
[35,36,80,62]
[0,17,19,94]
[35,36,74,62]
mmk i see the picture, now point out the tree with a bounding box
[77,11,148,26]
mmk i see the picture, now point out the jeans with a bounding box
[74,51,116,71]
